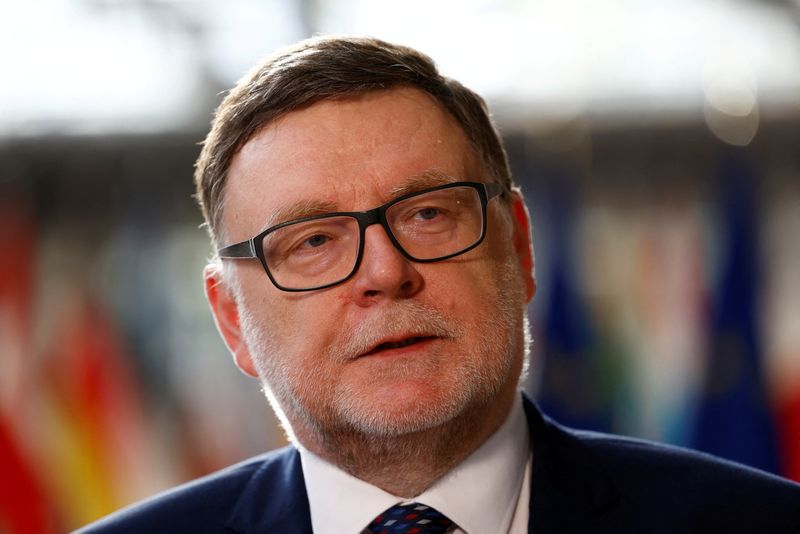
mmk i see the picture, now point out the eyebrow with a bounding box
[386,170,459,198]
[262,170,460,231]
[262,199,339,230]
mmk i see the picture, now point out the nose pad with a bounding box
[350,224,423,303]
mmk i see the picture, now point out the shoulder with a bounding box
[523,396,800,532]
[575,427,799,494]
[569,426,800,530]
[74,446,301,534]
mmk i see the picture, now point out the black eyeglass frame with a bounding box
[217,181,505,292]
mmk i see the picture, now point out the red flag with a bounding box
[0,194,36,423]
[776,383,800,482]
[0,196,52,532]
[0,415,51,534]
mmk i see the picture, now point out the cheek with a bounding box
[239,285,341,373]
[239,265,303,329]
[423,262,499,331]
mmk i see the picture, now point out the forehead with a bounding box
[222,87,480,241]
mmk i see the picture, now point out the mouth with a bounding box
[362,336,436,357]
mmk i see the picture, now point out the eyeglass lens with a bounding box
[260,185,486,290]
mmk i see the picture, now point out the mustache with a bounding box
[328,301,462,361]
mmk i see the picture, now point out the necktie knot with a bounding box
[367,502,455,533]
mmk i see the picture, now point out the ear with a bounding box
[204,264,260,378]
[509,190,537,303]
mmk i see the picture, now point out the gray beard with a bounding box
[240,255,531,472]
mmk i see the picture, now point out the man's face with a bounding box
[207,87,535,445]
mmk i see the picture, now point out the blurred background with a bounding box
[1,0,800,532]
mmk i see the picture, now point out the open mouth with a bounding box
[365,336,433,356]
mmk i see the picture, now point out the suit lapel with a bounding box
[225,446,313,534]
[523,395,631,534]
[224,397,628,534]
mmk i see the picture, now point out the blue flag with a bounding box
[536,180,611,432]
[691,150,781,474]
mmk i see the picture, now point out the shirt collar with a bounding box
[299,395,530,534]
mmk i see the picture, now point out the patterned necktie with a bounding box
[366,502,455,533]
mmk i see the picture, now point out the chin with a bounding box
[331,376,489,438]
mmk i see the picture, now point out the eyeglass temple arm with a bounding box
[484,182,505,200]
[218,239,257,259]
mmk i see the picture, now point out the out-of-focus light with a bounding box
[317,0,800,129]
[703,50,758,118]
[3,0,800,136]
[704,103,760,147]
[0,0,301,137]
[0,0,200,136]
[702,50,760,146]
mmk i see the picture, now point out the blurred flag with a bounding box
[573,203,639,437]
[777,396,800,481]
[690,151,781,474]
[0,195,52,533]
[0,194,36,413]
[536,182,611,432]
[0,416,51,534]
[630,200,706,446]
[762,188,800,482]
[41,293,159,530]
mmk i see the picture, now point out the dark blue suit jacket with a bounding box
[76,395,800,533]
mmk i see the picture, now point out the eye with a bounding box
[303,234,329,248]
[415,207,441,220]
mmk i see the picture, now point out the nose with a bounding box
[349,224,423,305]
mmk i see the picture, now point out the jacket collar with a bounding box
[225,394,625,534]
[225,445,313,534]
[523,395,629,533]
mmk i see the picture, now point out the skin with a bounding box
[204,87,536,497]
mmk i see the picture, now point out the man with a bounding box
[79,36,799,533]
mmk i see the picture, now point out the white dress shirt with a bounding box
[299,396,532,534]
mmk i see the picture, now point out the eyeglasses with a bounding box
[218,181,504,292]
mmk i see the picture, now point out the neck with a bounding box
[297,387,517,498]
